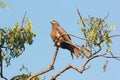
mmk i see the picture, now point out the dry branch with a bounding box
[50,55,93,80]
[77,8,86,28]
[93,45,102,55]
[27,47,59,80]
[55,33,90,42]
[109,34,120,38]
[103,12,110,20]
[21,11,27,27]
[50,64,83,80]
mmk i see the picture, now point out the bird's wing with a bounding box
[50,27,58,42]
[56,25,71,41]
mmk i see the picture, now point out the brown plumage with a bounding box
[50,20,81,58]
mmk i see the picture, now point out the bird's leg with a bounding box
[54,40,61,47]
[56,42,61,47]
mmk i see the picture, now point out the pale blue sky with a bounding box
[0,0,120,80]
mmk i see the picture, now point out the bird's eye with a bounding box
[52,20,56,22]
[50,20,58,24]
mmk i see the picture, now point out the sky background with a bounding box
[0,0,120,80]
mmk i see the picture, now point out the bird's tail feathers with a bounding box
[65,41,81,58]
[73,47,81,58]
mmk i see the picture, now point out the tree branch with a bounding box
[93,45,102,55]
[109,34,120,38]
[50,64,90,80]
[55,33,90,43]
[50,52,102,80]
[109,51,120,61]
[77,8,86,28]
[27,47,59,80]
[21,11,27,27]
[1,76,8,80]
[103,12,110,20]
[91,53,120,60]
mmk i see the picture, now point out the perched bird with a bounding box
[50,20,81,58]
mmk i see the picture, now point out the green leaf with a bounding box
[102,21,107,27]
[110,24,117,30]
[81,26,86,32]
[106,46,111,52]
[0,1,9,9]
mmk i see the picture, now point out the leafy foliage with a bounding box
[0,1,9,9]
[78,17,116,58]
[10,74,41,80]
[0,18,36,66]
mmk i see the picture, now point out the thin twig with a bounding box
[27,47,59,80]
[93,45,102,55]
[21,11,27,27]
[1,76,8,80]
[103,12,110,21]
[109,34,120,38]
[109,51,120,61]
[77,8,86,28]
[92,53,120,59]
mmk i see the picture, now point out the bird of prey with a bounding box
[50,20,81,58]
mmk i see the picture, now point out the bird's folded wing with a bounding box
[56,25,71,41]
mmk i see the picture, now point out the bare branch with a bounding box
[77,8,86,28]
[81,53,120,71]
[109,34,120,38]
[103,54,120,59]
[1,76,8,80]
[55,33,90,43]
[21,11,27,27]
[103,12,110,20]
[92,53,120,60]
[93,45,102,55]
[50,64,90,80]
[27,47,59,80]
[109,51,120,61]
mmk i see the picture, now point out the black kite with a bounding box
[50,20,81,58]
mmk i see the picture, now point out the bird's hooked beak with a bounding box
[50,20,53,24]
[50,20,59,25]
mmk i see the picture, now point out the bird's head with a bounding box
[50,20,59,26]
